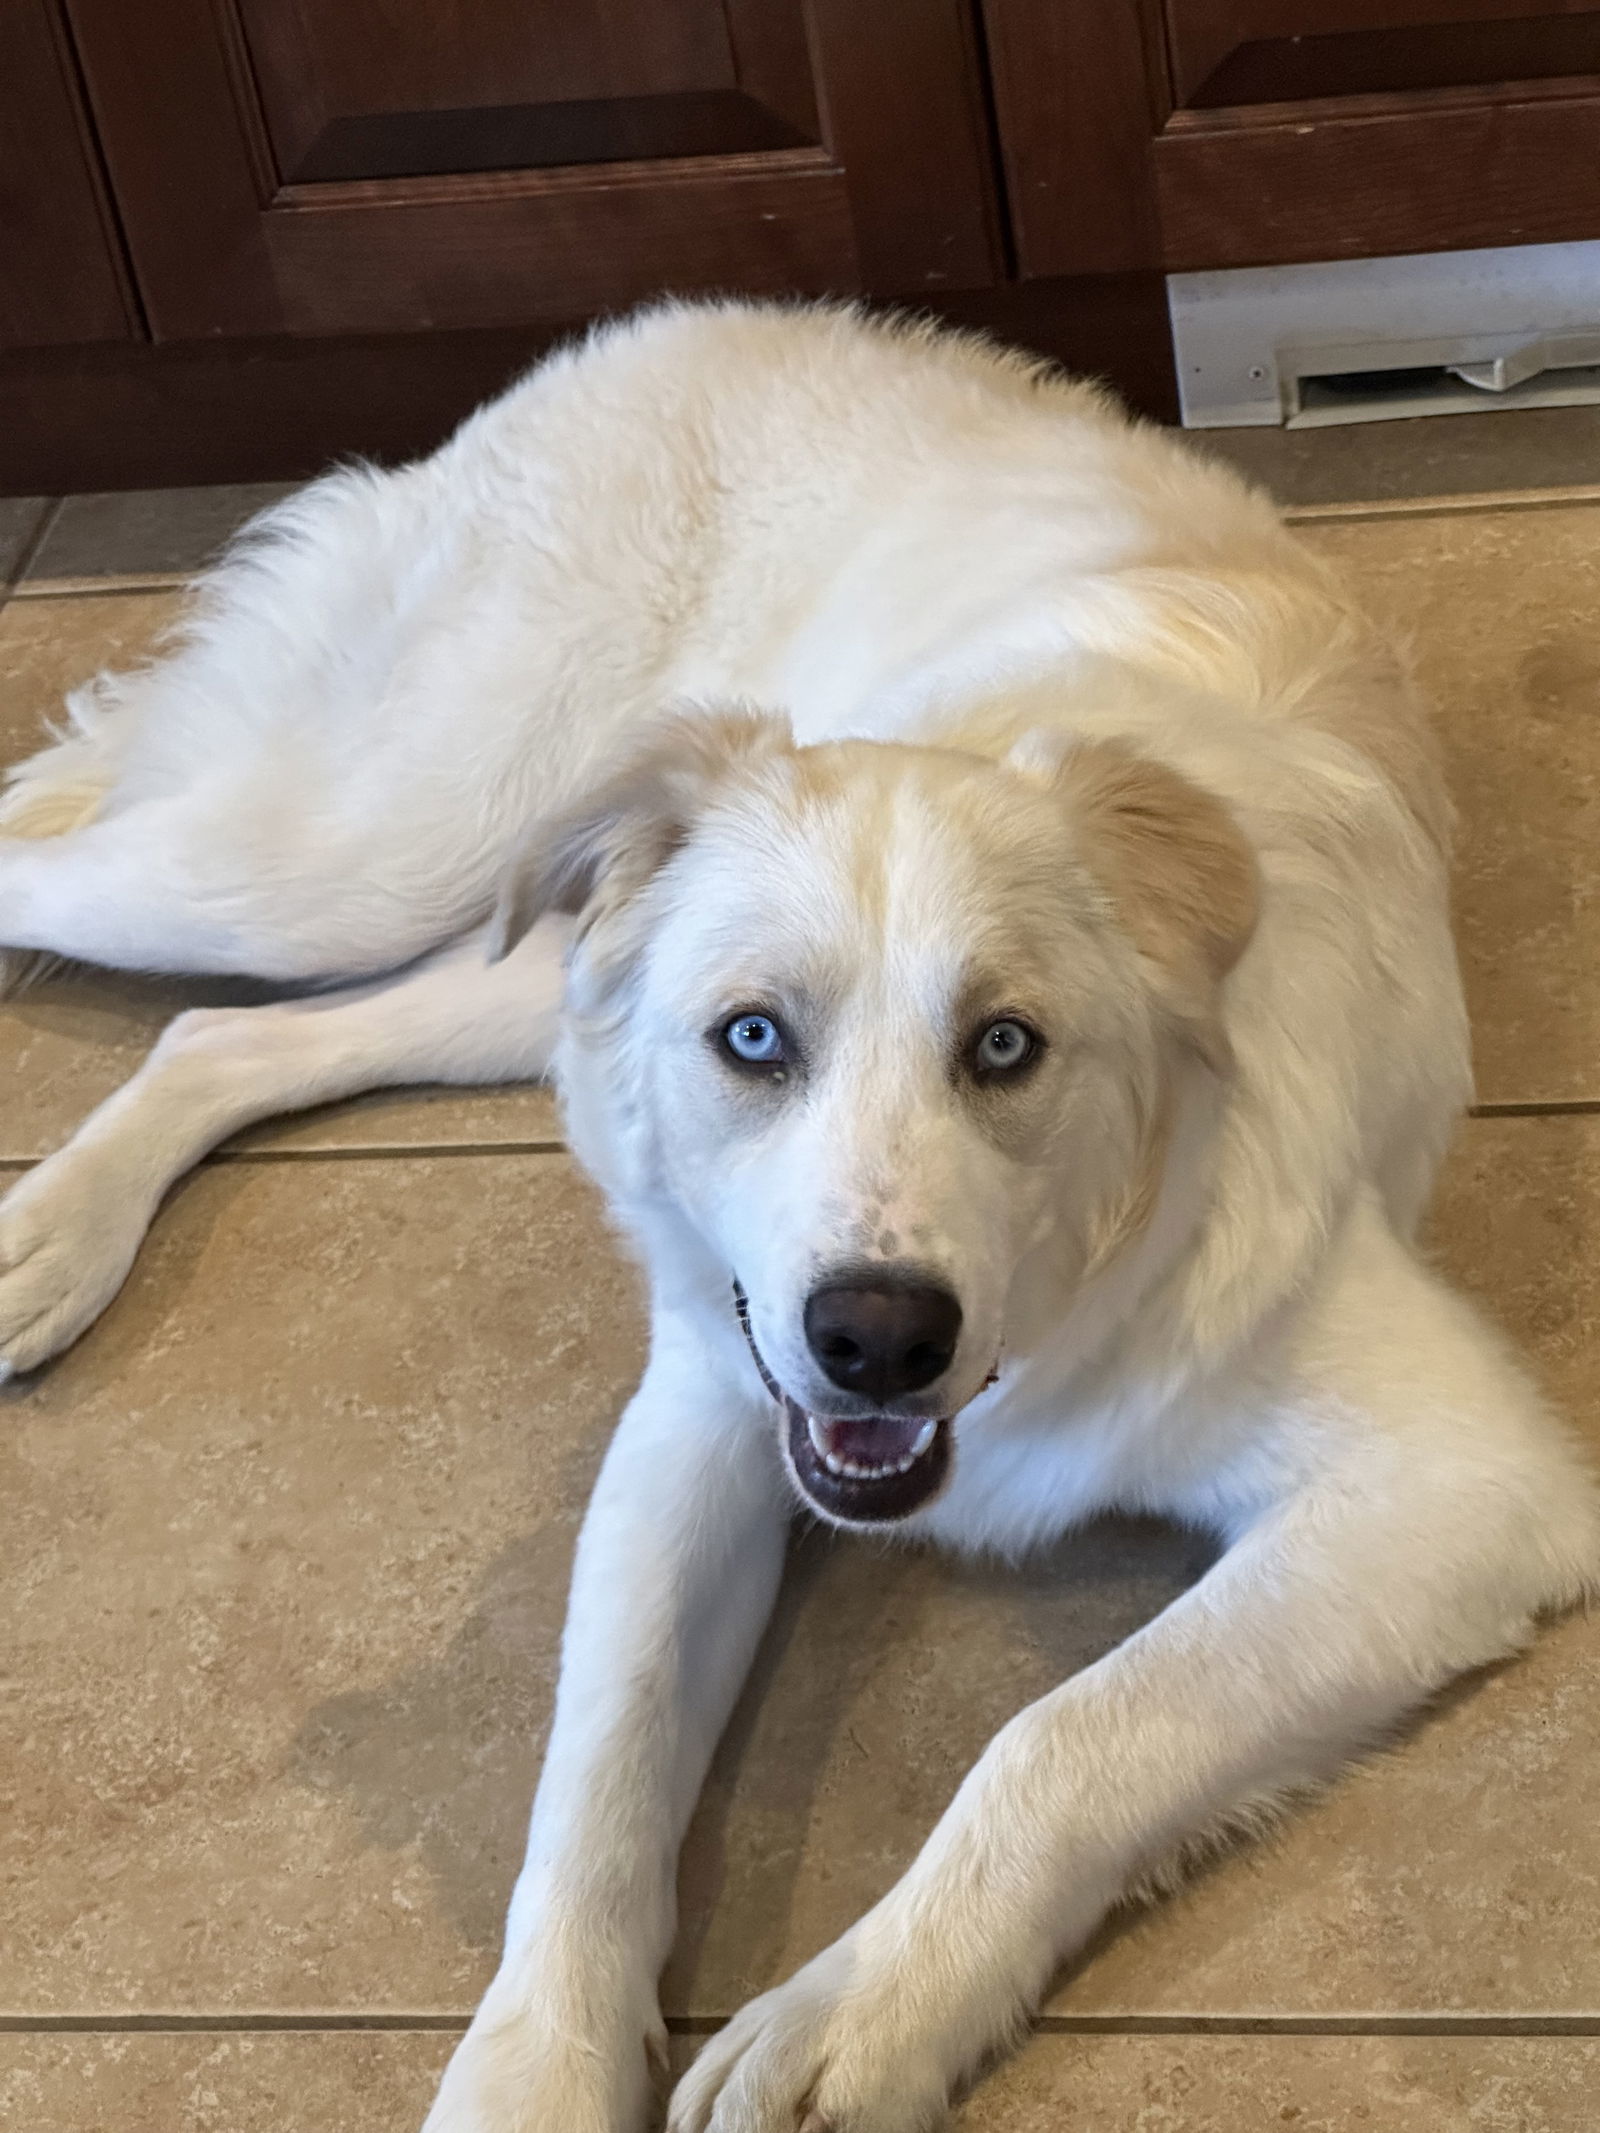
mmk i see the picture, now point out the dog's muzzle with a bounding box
[733,1282,956,1525]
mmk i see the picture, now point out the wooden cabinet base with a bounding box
[0,278,1177,495]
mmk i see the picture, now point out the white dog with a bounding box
[1,302,1595,2132]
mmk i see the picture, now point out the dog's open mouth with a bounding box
[733,1282,955,1524]
[783,1399,953,1524]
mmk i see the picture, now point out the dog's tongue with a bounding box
[783,1400,952,1523]
[807,1411,937,1478]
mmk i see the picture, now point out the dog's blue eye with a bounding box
[724,1013,785,1065]
[974,1019,1036,1073]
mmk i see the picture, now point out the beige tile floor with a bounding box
[3,425,1600,2127]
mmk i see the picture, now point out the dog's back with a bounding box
[0,300,1434,993]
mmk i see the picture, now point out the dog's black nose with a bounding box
[804,1276,963,1403]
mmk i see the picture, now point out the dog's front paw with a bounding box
[667,1941,959,2133]
[0,1154,150,1379]
[422,1981,666,2133]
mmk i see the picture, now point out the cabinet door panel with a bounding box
[1165,0,1600,104]
[0,0,135,348]
[988,0,1600,275]
[263,159,858,337]
[1156,78,1600,265]
[65,0,999,340]
[233,0,816,181]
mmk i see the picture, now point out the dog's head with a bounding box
[495,707,1256,1528]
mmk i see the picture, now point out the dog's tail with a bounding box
[0,674,129,995]
[0,664,135,834]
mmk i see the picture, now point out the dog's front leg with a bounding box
[425,1316,790,2133]
[670,1321,1593,2129]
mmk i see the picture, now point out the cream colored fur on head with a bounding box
[491,705,1260,1446]
[0,301,1592,2133]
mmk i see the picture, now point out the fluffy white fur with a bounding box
[1,302,1594,2133]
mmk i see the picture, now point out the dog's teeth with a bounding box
[805,1411,941,1487]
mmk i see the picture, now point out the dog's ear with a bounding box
[489,704,791,960]
[1027,736,1258,1068]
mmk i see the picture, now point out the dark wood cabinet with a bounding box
[986,0,1600,275]
[0,0,135,347]
[10,1,1600,488]
[59,0,999,340]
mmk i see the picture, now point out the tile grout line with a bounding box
[4,2012,1600,2039]
[0,2016,470,2035]
[11,573,191,601]
[0,1105,1595,1179]
[209,1137,569,1163]
[1,484,1597,609]
[0,1139,569,1176]
[1028,2015,1600,2036]
[1469,1100,1600,1119]
[1282,486,1600,525]
[675,2014,1600,2039]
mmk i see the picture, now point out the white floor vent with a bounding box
[1168,241,1600,429]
